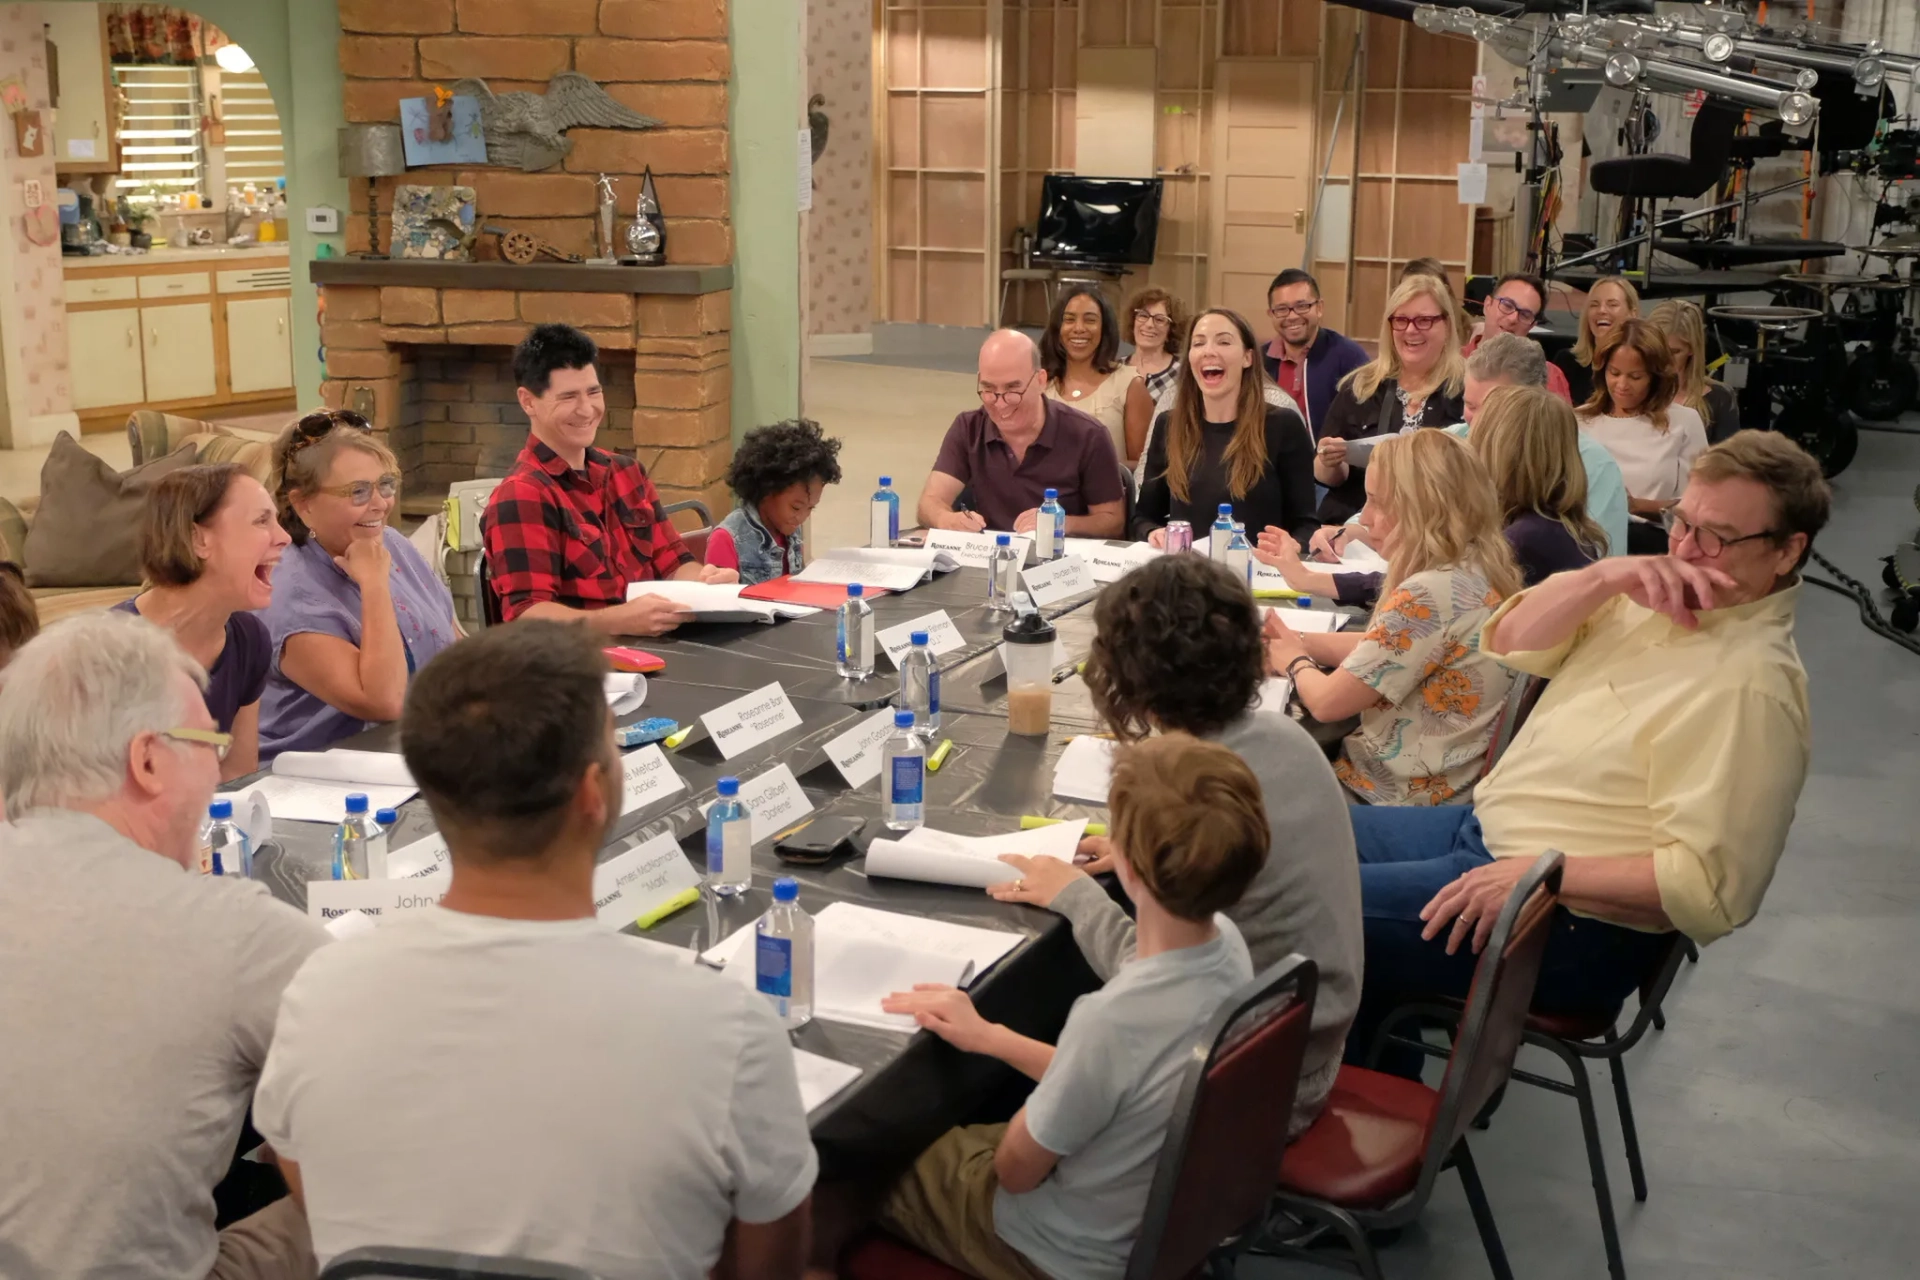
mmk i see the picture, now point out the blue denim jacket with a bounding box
[717,503,804,584]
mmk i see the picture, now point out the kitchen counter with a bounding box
[63,246,291,270]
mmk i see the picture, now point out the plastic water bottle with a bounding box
[1210,503,1235,562]
[1227,521,1252,585]
[987,533,1020,612]
[756,876,814,1029]
[199,799,251,878]
[837,582,875,678]
[871,476,900,548]
[367,808,397,880]
[1036,488,1066,561]
[332,793,376,881]
[882,709,927,832]
[899,629,941,733]
[706,776,753,897]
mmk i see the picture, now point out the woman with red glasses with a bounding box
[1311,275,1467,524]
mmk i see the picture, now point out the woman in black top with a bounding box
[1313,274,1467,524]
[1648,299,1742,444]
[1132,308,1317,546]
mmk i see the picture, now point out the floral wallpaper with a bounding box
[4,4,67,422]
[807,0,871,336]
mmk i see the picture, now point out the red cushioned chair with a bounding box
[319,1246,600,1279]
[1257,851,1565,1280]
[844,954,1321,1280]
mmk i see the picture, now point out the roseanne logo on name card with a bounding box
[306,875,449,921]
[825,707,902,789]
[700,682,802,759]
[926,528,1032,569]
[1019,555,1094,608]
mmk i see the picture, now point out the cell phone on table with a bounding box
[772,815,866,865]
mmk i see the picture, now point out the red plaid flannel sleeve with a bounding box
[481,473,570,621]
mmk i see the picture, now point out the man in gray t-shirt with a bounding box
[0,613,327,1280]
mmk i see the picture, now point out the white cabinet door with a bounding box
[225,296,294,395]
[68,307,146,410]
[141,303,218,403]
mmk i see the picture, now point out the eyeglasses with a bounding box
[1491,295,1539,325]
[1132,310,1171,329]
[316,474,400,506]
[1666,510,1780,558]
[1388,313,1447,333]
[978,371,1040,408]
[1268,301,1320,318]
[160,728,233,762]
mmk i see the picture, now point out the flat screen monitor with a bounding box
[1033,175,1164,267]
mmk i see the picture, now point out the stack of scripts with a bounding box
[249,751,417,824]
[865,818,1087,888]
[1052,736,1117,804]
[626,580,819,624]
[1260,606,1349,634]
[794,546,961,592]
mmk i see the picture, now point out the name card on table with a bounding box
[1063,538,1159,584]
[387,833,450,880]
[621,744,689,815]
[1019,555,1094,609]
[926,528,1032,569]
[875,609,966,670]
[824,707,903,789]
[700,763,815,844]
[701,682,802,760]
[593,829,701,928]
[307,874,450,922]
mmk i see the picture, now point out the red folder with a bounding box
[741,576,892,607]
[604,646,667,673]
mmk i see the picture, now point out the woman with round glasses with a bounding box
[1040,286,1155,467]
[1122,287,1186,412]
[259,410,458,758]
[1312,275,1467,524]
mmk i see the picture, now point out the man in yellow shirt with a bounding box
[1346,431,1830,1066]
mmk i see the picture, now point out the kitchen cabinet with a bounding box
[225,296,293,395]
[140,302,218,403]
[46,6,116,174]
[68,307,146,410]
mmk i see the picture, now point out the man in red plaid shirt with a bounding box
[483,324,737,635]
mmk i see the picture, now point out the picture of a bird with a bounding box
[450,72,661,172]
[809,94,830,166]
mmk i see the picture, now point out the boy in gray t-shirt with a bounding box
[876,734,1269,1280]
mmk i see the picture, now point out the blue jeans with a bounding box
[1348,804,1673,1075]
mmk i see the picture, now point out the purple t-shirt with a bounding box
[930,399,1125,533]
[112,599,270,733]
[258,527,458,759]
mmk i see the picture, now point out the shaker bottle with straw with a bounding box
[1002,611,1058,736]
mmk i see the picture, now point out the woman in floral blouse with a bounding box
[1264,430,1521,805]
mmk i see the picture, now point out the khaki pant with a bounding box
[878,1125,1053,1280]
[207,1196,316,1280]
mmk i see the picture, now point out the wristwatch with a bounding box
[1286,655,1318,680]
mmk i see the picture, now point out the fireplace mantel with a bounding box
[310,259,732,296]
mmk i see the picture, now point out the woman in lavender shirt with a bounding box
[259,410,458,758]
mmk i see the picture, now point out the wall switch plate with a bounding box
[305,206,341,234]
[22,179,43,208]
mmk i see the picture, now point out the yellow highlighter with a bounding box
[1020,815,1109,837]
[663,726,693,751]
[633,885,700,930]
[927,739,954,772]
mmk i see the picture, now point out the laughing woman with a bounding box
[116,464,290,779]
[259,410,459,758]
[1042,286,1157,468]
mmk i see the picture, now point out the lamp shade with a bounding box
[337,124,407,179]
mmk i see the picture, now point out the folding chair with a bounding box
[661,498,714,564]
[1481,674,1545,773]
[844,955,1321,1280]
[319,1246,601,1280]
[1258,851,1566,1280]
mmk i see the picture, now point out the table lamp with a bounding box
[337,124,407,259]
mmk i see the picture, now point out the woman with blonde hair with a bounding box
[1265,430,1520,806]
[1399,257,1473,346]
[1553,274,1640,404]
[1313,275,1467,523]
[1469,384,1607,581]
[1647,299,1741,443]
[1133,307,1319,546]
[1576,318,1707,554]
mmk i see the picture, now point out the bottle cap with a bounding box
[1218,503,1233,515]
[772,876,799,902]
[1044,487,1059,500]
[209,798,233,820]
[1299,596,1313,609]
[1002,611,1057,645]
[375,808,398,825]
[995,533,1011,546]
[717,776,741,797]
[910,630,928,646]
[345,793,369,814]
[878,475,893,486]
[895,708,916,728]
[847,582,864,597]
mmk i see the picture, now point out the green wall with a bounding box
[727,0,801,440]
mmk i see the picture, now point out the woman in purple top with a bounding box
[115,463,288,778]
[259,411,458,758]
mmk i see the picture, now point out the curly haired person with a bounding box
[707,419,844,584]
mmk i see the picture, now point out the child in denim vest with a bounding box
[707,419,844,585]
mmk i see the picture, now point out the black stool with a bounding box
[1589,100,1742,274]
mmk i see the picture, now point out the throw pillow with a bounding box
[23,432,198,587]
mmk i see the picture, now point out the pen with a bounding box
[1050,660,1084,684]
[1019,815,1108,837]
[928,739,954,771]
[958,959,977,986]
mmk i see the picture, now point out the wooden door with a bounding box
[226,296,293,394]
[141,302,217,402]
[1208,60,1318,330]
[68,307,145,410]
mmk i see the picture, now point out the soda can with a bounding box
[1164,520,1193,554]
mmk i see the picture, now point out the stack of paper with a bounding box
[794,1048,862,1112]
[1337,541,1390,573]
[1052,736,1116,803]
[605,673,647,715]
[249,750,417,824]
[627,580,818,623]
[795,546,960,592]
[1255,675,1293,714]
[1261,606,1349,634]
[865,819,1087,888]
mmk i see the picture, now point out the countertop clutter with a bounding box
[63,246,292,270]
